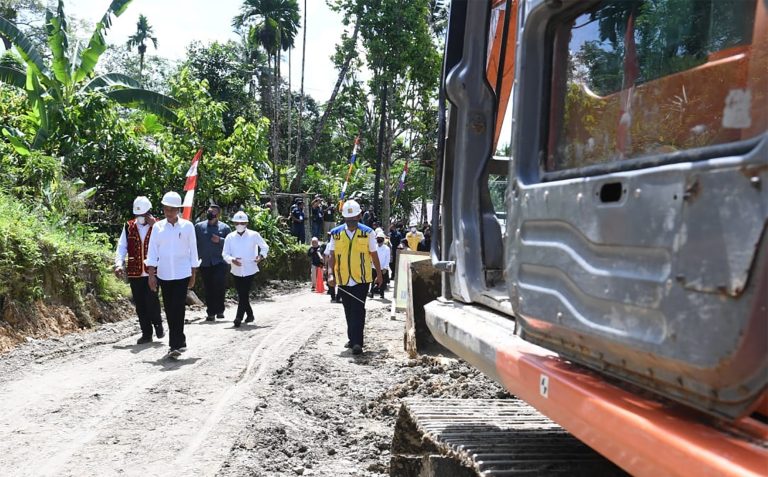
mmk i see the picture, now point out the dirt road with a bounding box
[0,286,509,476]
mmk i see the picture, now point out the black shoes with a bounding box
[344,341,352,348]
[368,292,374,298]
[166,349,182,359]
[216,313,225,319]
[352,345,363,355]
[137,336,152,345]
[233,318,242,328]
[205,316,215,322]
[154,326,165,339]
[244,316,254,323]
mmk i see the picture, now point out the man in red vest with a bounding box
[114,196,164,344]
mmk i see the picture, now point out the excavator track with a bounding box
[390,398,628,477]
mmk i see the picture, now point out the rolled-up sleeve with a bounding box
[145,223,160,268]
[255,232,269,258]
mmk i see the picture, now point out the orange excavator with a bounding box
[392,0,767,475]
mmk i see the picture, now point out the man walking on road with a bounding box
[223,211,269,327]
[146,191,200,359]
[114,196,164,344]
[327,200,384,355]
[195,203,231,321]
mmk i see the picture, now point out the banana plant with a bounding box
[0,0,179,149]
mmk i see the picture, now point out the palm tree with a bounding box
[126,14,157,81]
[233,0,300,197]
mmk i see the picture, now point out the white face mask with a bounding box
[136,216,146,225]
[236,224,247,233]
[410,227,417,234]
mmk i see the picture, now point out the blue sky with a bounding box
[66,0,349,101]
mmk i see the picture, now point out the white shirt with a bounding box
[115,221,151,276]
[145,218,200,281]
[374,243,390,272]
[222,229,269,277]
[327,225,378,286]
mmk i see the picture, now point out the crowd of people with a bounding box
[115,192,431,360]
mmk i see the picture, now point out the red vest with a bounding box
[126,219,152,278]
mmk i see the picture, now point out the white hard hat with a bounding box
[341,200,362,218]
[161,191,182,208]
[375,227,384,235]
[133,196,151,215]
[232,211,249,223]
[376,231,386,239]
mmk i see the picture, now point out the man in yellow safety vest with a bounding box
[327,200,384,355]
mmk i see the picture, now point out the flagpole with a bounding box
[182,149,203,220]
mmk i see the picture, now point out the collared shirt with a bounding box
[115,221,152,276]
[145,218,200,280]
[374,243,391,272]
[222,229,269,277]
[195,220,231,267]
[327,225,378,286]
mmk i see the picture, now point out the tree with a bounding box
[125,13,157,81]
[0,0,178,150]
[233,0,300,201]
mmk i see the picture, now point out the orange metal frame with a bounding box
[495,343,768,477]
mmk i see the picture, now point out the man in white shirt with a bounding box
[114,196,164,344]
[222,211,269,327]
[327,200,384,355]
[369,230,391,299]
[146,191,200,359]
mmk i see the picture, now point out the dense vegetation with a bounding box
[0,0,444,320]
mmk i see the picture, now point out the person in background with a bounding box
[327,200,384,355]
[323,200,335,235]
[369,230,391,299]
[146,191,199,360]
[290,198,306,244]
[388,223,402,279]
[195,203,231,321]
[308,236,324,291]
[417,225,432,252]
[320,233,341,303]
[310,196,324,240]
[405,224,424,251]
[223,211,269,327]
[114,196,164,344]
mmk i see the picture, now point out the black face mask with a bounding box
[207,211,217,221]
[345,219,359,228]
[377,239,385,245]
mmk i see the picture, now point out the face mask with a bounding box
[410,227,417,234]
[236,224,246,233]
[207,211,217,220]
[345,219,359,228]
[136,216,146,225]
[377,239,384,245]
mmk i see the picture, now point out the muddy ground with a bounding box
[0,283,508,476]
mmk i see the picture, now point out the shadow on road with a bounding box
[113,342,166,354]
[144,356,202,371]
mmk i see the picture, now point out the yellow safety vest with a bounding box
[332,225,373,285]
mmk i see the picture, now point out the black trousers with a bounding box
[233,274,255,321]
[340,283,369,347]
[292,223,306,244]
[129,277,162,338]
[369,269,389,297]
[200,263,228,317]
[158,277,189,350]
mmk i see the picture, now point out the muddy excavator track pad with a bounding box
[390,398,627,477]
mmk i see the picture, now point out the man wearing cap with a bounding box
[369,230,391,299]
[327,200,384,355]
[146,191,200,359]
[195,203,231,321]
[405,224,424,251]
[114,196,164,344]
[290,198,306,244]
[223,211,269,327]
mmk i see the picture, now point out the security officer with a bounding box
[327,200,384,355]
[195,203,231,321]
[114,196,164,344]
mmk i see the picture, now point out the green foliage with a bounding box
[0,192,128,305]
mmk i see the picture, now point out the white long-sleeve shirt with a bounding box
[144,218,200,281]
[222,229,269,277]
[114,222,152,276]
[374,243,391,272]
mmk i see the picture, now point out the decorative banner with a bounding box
[182,149,203,220]
[339,136,360,204]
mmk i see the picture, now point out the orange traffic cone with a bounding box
[315,267,325,293]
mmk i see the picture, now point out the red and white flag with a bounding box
[182,149,203,220]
